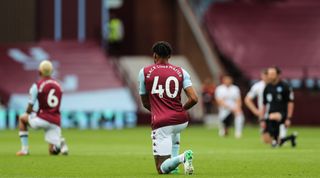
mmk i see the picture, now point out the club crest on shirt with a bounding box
[277,94,282,100]
[277,86,282,93]
[267,93,273,102]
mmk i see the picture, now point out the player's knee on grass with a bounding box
[154,155,170,174]
[262,133,272,144]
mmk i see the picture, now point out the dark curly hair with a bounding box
[152,41,172,59]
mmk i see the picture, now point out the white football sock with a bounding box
[171,133,180,158]
[235,114,244,137]
[19,131,29,152]
[279,124,287,139]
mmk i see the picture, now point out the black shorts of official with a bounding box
[263,120,279,138]
[222,113,234,128]
[279,112,287,124]
[263,112,287,136]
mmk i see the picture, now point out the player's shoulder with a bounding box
[252,80,265,89]
[42,78,62,87]
[141,64,155,70]
[139,65,153,76]
[216,84,225,90]
[264,83,273,90]
[216,84,228,93]
[254,80,265,87]
[231,84,240,91]
[279,80,291,88]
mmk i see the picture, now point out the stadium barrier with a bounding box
[0,109,137,130]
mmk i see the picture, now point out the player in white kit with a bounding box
[215,75,244,138]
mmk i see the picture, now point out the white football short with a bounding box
[151,122,188,156]
[28,113,61,146]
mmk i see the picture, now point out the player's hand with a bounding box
[260,120,266,129]
[20,112,29,118]
[285,119,291,128]
[269,113,282,121]
[254,110,264,119]
[232,107,242,114]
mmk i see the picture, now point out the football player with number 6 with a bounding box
[138,41,198,175]
[16,60,68,156]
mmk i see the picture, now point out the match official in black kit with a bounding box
[262,67,297,148]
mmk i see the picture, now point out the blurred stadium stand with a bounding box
[0,0,137,129]
[205,0,320,82]
[0,40,137,129]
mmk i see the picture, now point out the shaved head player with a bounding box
[138,41,198,174]
[16,60,68,156]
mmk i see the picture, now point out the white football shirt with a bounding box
[215,84,241,119]
[246,80,266,110]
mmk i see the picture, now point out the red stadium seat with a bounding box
[204,1,320,80]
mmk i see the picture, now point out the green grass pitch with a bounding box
[0,126,319,178]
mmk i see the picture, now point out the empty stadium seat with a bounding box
[204,1,320,81]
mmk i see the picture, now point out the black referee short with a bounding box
[263,112,287,138]
[263,120,280,138]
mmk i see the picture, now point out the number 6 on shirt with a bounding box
[47,89,59,107]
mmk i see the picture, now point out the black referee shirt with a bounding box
[263,80,294,116]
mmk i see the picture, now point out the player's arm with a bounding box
[245,96,259,115]
[25,84,37,114]
[182,69,198,110]
[287,102,294,119]
[140,94,151,111]
[262,87,268,121]
[245,86,261,117]
[183,86,198,110]
[285,86,295,126]
[215,89,232,110]
[138,68,151,111]
[26,104,33,114]
[215,98,230,110]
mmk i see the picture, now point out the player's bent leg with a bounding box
[171,133,180,174]
[158,153,189,174]
[234,112,244,138]
[268,121,280,148]
[46,124,62,155]
[154,155,170,174]
[279,132,298,148]
[18,114,29,131]
[279,124,287,139]
[17,114,30,156]
[152,126,173,174]
[60,137,69,155]
[49,144,61,155]
[152,123,190,174]
[218,121,226,137]
[262,133,272,144]
[219,115,231,137]
[183,150,194,175]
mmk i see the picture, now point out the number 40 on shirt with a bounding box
[151,76,179,98]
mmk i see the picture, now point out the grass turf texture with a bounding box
[0,126,319,178]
